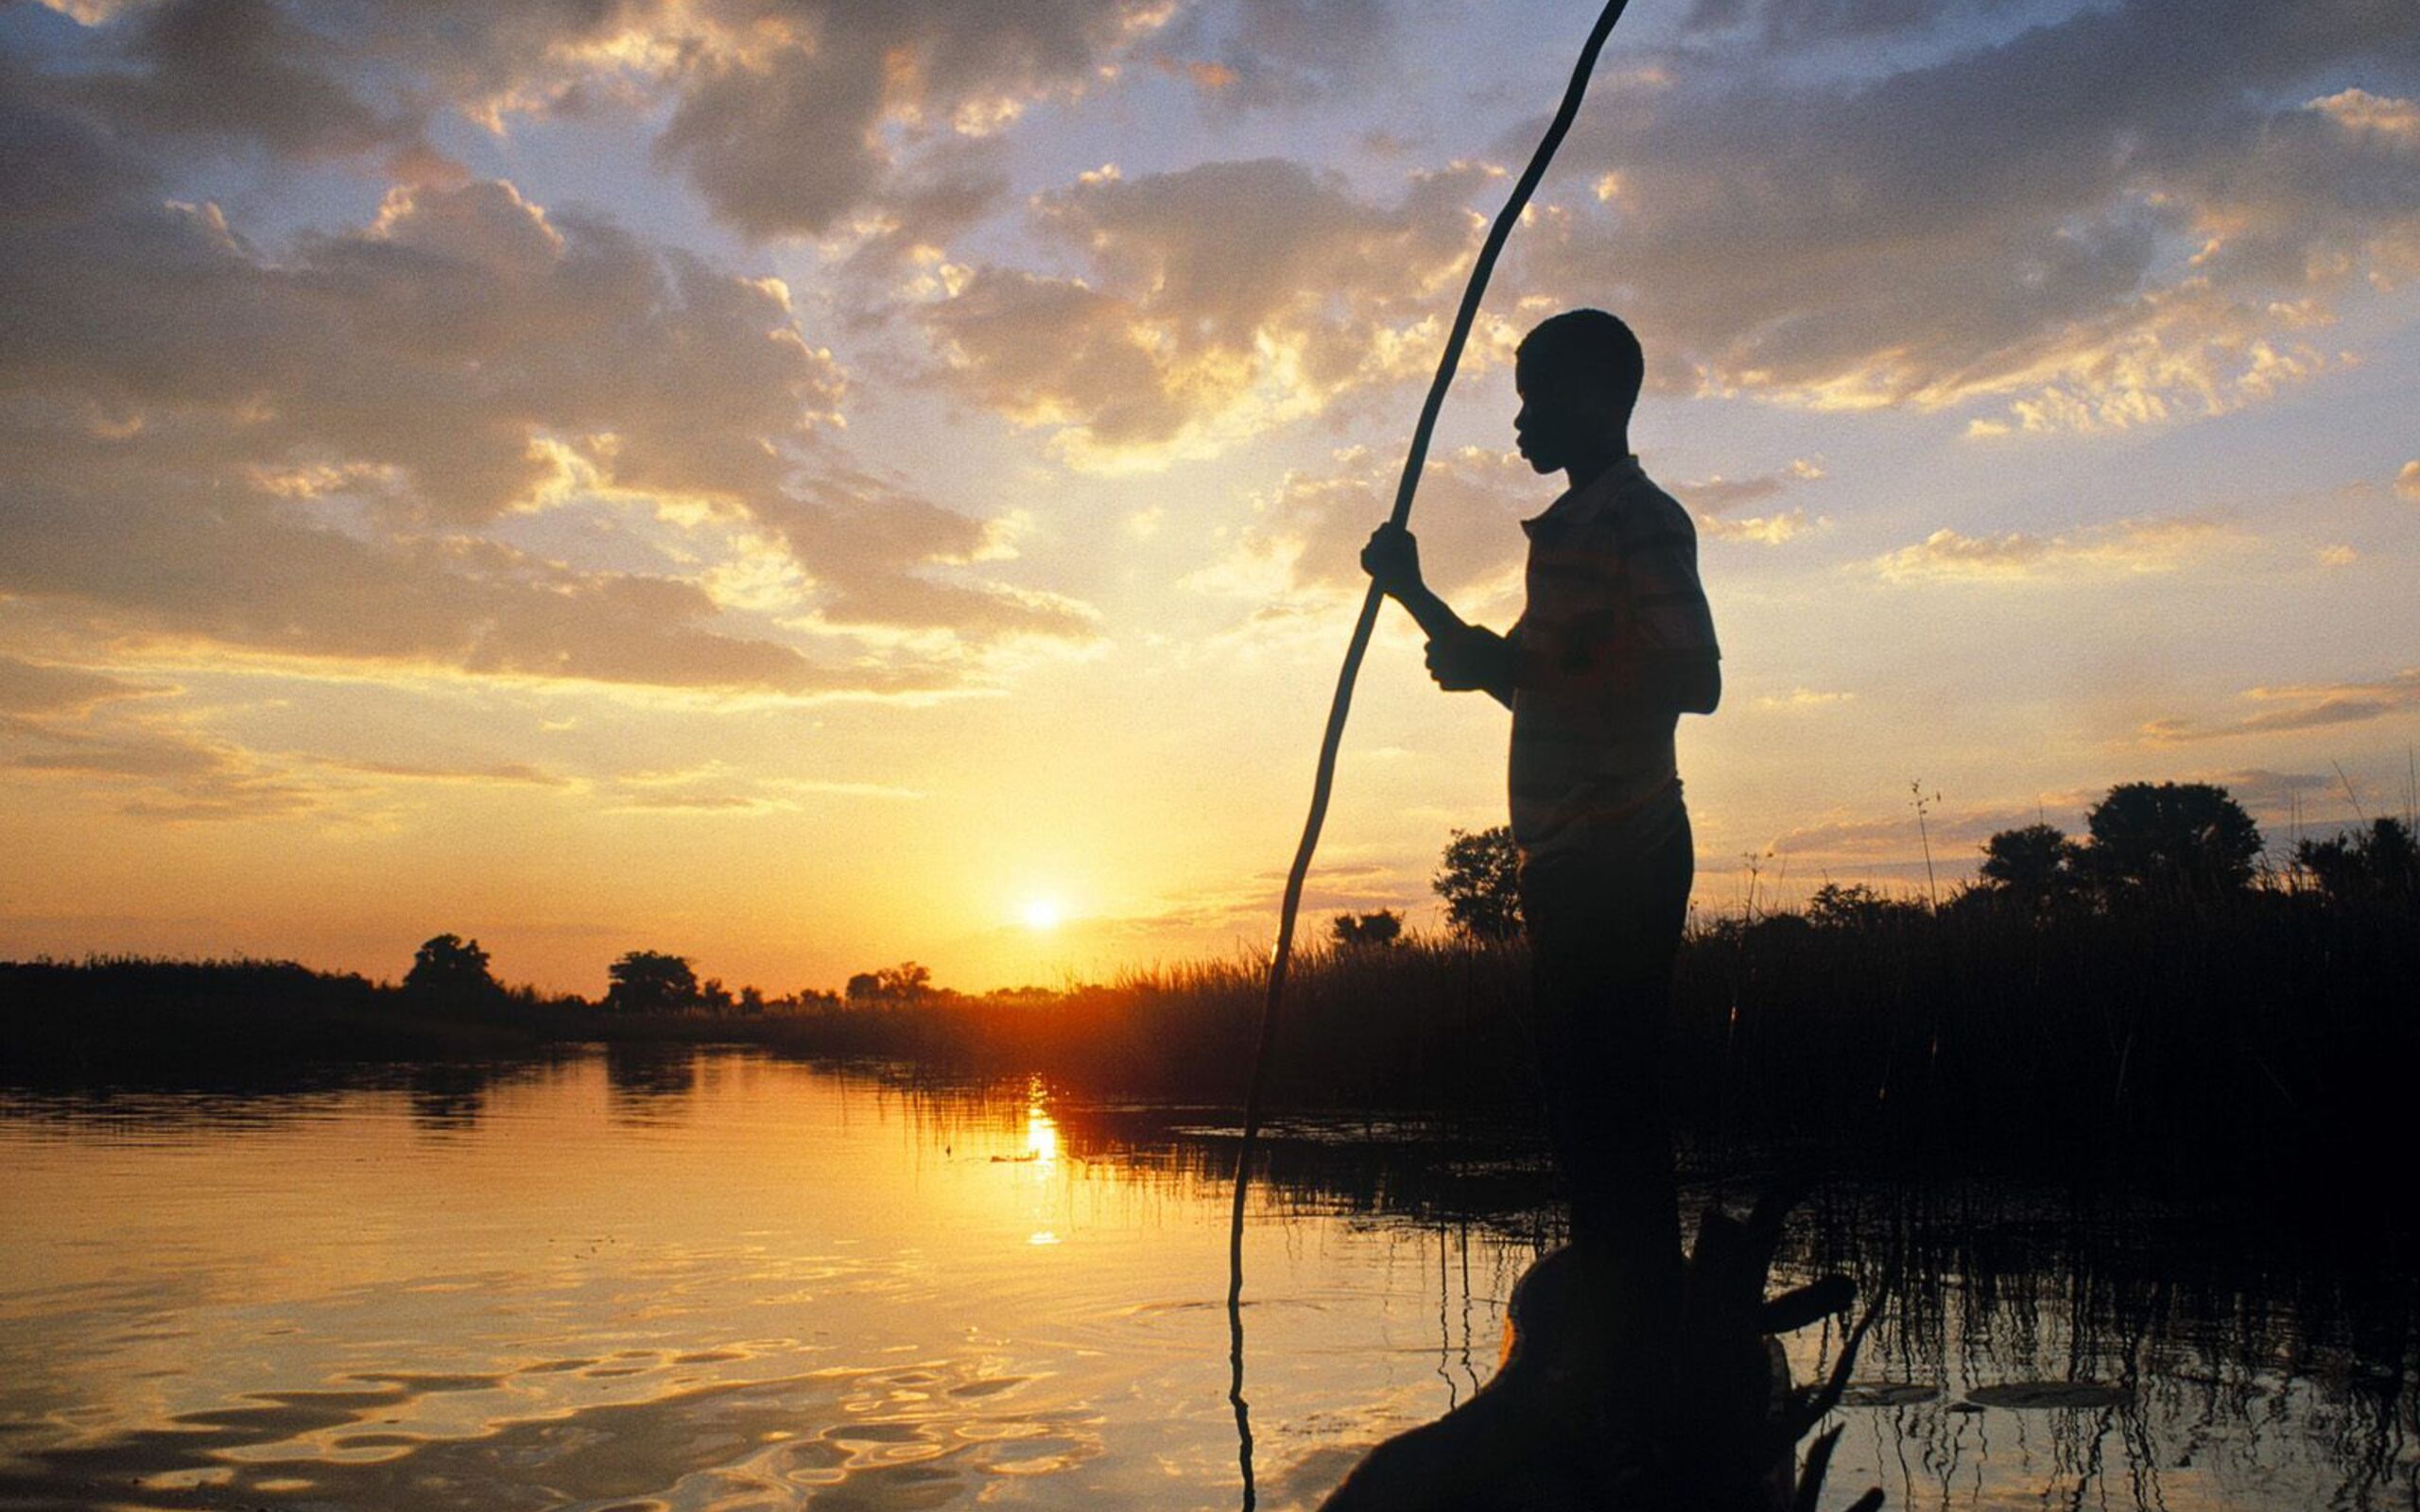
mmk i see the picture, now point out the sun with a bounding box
[1022,897,1063,931]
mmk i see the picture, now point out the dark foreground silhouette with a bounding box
[1320,1186,1882,1512]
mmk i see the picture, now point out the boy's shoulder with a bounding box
[1618,466,1698,540]
[1524,459,1695,546]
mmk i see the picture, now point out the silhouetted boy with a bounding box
[1362,308,1719,1349]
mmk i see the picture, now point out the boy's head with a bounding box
[1513,309,1642,474]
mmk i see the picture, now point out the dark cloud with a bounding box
[26,0,1168,241]
[78,0,406,159]
[1520,0,2420,429]
[0,656,155,714]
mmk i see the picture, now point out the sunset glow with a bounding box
[0,0,2411,998]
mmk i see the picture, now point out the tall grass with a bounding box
[6,885,2412,1180]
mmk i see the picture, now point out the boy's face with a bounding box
[1512,348,1611,475]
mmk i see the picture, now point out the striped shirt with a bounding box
[1493,456,1719,863]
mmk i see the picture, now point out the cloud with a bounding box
[317,758,572,788]
[0,656,158,714]
[1517,0,2420,433]
[648,0,1172,239]
[28,0,1176,242]
[2140,668,2420,743]
[2400,460,2420,500]
[1200,445,1537,609]
[1767,799,2040,861]
[0,94,1094,696]
[1871,515,2233,582]
[1754,687,1855,709]
[596,763,925,815]
[1153,0,1401,110]
[3,701,324,822]
[2190,766,2331,818]
[922,158,1495,466]
[1680,0,2031,48]
[1670,457,1826,544]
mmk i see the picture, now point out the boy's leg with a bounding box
[1519,813,1694,1353]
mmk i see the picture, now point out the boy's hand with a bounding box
[1425,626,1514,693]
[1359,524,1424,597]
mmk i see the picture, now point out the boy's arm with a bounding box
[1362,525,1518,709]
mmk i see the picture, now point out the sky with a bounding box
[1,0,2415,996]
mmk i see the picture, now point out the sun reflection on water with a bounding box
[1022,1081,1058,1172]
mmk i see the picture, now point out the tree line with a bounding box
[1398,780,2417,944]
[395,778,2411,1009]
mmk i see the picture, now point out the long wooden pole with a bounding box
[1225,2,1638,1503]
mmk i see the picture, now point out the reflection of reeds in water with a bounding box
[840,1071,2420,1509]
[894,1075,2419,1510]
[1777,1181,2420,1512]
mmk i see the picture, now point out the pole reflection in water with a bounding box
[0,1051,2409,1511]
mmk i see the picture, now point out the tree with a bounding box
[1329,910,1405,949]
[1434,827,1523,940]
[1809,880,1916,923]
[603,951,700,1013]
[1979,823,2085,907]
[2083,782,2263,897]
[847,963,934,1004]
[404,934,503,1008]
[2296,816,2420,902]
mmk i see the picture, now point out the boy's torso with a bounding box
[1507,457,1714,864]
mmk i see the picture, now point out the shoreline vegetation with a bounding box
[5,785,2415,1188]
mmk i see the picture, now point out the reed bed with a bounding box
[5,886,2412,1182]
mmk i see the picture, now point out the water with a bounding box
[0,1050,2411,1510]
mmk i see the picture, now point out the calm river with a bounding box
[1,1049,2411,1510]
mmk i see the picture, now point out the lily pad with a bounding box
[1841,1382,1941,1407]
[1963,1382,2132,1409]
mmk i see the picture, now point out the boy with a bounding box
[1361,307,1719,1333]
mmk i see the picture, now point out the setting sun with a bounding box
[1022,898,1064,932]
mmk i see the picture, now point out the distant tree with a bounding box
[404,934,504,1008]
[2296,816,2420,902]
[1804,882,1921,930]
[603,951,700,1013]
[847,963,934,1004]
[1329,910,1405,950]
[1979,824,2085,907]
[737,985,766,1015]
[1435,827,1523,940]
[2083,782,2263,897]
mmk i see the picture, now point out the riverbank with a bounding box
[5,886,2413,1184]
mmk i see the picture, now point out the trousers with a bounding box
[1516,800,1693,1329]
